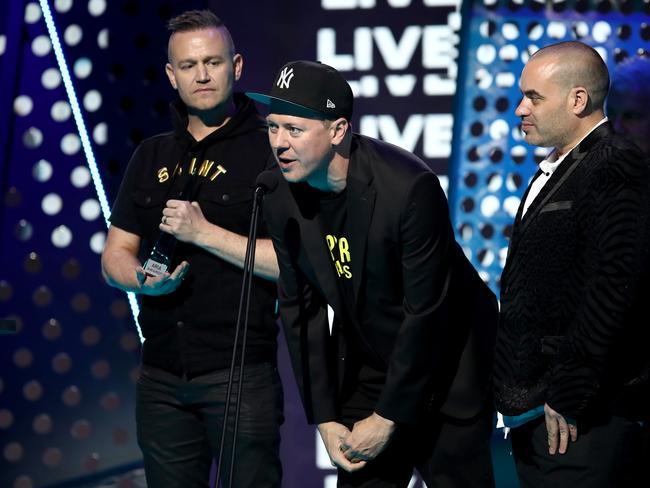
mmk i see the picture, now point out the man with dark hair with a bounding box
[494,41,650,486]
[247,61,497,487]
[609,56,650,156]
[101,9,282,488]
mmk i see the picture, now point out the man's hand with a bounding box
[544,403,578,455]
[340,412,395,463]
[317,422,366,473]
[137,261,189,296]
[161,200,208,244]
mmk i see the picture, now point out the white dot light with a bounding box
[503,196,521,218]
[461,225,472,241]
[487,174,503,192]
[475,68,493,90]
[480,249,495,267]
[534,146,549,159]
[499,44,518,62]
[573,21,589,39]
[32,35,52,56]
[52,225,73,248]
[97,28,108,49]
[547,21,567,39]
[512,125,524,141]
[502,22,519,40]
[83,90,102,112]
[506,174,519,192]
[592,21,611,43]
[51,100,72,122]
[93,122,107,145]
[500,247,509,268]
[23,127,43,148]
[88,0,106,16]
[462,246,472,261]
[54,0,73,13]
[90,231,106,254]
[25,3,42,23]
[527,24,544,41]
[61,133,81,155]
[495,72,516,88]
[438,175,449,196]
[477,44,497,65]
[14,95,33,116]
[479,21,492,39]
[0,35,6,55]
[42,193,63,215]
[480,195,500,218]
[73,57,92,79]
[489,119,509,140]
[522,45,539,64]
[511,145,527,160]
[33,159,53,182]
[80,199,100,221]
[38,0,141,339]
[64,24,82,46]
[41,68,62,89]
[71,166,91,188]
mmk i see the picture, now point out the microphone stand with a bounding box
[214,185,265,488]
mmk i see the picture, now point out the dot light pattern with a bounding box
[0,1,142,486]
[37,0,143,334]
[449,0,650,296]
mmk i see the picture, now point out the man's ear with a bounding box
[233,53,243,81]
[330,118,349,145]
[165,63,177,90]
[571,86,589,115]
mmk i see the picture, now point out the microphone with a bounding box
[255,170,279,195]
[216,168,277,487]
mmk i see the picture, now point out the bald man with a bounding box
[494,41,650,486]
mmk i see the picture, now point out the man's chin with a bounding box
[186,98,223,113]
[279,169,305,184]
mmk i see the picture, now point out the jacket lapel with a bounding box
[345,141,376,304]
[503,122,613,277]
[346,176,376,303]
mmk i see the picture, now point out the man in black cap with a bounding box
[248,61,497,487]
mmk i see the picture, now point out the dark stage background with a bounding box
[1,1,649,487]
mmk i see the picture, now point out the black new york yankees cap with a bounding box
[247,60,353,120]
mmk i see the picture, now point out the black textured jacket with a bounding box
[494,122,650,423]
[110,94,278,376]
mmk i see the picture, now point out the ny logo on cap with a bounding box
[277,67,294,89]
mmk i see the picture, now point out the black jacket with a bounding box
[263,134,497,425]
[110,94,278,375]
[494,122,650,422]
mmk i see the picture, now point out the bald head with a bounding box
[529,41,609,112]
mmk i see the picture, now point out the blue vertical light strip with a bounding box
[39,0,143,343]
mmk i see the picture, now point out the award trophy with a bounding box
[143,163,199,277]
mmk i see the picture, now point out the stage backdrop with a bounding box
[1,1,649,487]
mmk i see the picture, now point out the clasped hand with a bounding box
[318,412,395,473]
